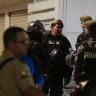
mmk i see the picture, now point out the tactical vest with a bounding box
[82,42,96,77]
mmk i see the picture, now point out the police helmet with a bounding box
[86,20,96,37]
[83,20,96,29]
[27,20,45,42]
[83,20,96,38]
[50,48,63,61]
[27,20,45,33]
[65,52,76,67]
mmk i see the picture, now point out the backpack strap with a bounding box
[0,58,14,69]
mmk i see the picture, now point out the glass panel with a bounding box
[36,0,46,2]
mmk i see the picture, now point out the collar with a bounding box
[2,50,17,60]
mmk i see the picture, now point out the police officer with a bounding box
[0,27,46,96]
[21,20,47,91]
[72,20,96,96]
[74,20,96,84]
[27,20,47,73]
[75,15,92,49]
[42,19,73,96]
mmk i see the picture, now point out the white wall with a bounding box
[58,0,96,50]
[28,0,59,30]
[66,0,96,33]
[1,0,96,50]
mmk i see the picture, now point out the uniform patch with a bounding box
[21,71,31,78]
[48,41,55,44]
[84,52,96,58]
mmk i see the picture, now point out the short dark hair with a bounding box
[3,27,26,48]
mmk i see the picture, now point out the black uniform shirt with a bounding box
[43,32,71,58]
[42,32,72,79]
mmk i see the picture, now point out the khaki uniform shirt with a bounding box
[0,50,35,96]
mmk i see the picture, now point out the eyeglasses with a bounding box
[14,38,30,45]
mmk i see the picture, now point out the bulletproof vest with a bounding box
[75,32,88,49]
[83,41,96,76]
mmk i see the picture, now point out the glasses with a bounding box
[14,38,30,45]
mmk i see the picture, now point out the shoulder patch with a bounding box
[21,71,32,78]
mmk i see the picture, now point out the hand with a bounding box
[43,74,48,81]
[36,84,42,91]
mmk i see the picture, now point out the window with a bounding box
[35,0,46,2]
[10,9,28,30]
[0,14,5,54]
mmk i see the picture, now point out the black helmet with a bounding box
[27,20,45,42]
[50,48,63,61]
[27,20,45,33]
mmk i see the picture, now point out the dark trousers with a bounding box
[43,75,63,96]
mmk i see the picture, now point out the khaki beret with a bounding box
[94,18,96,21]
[51,19,64,27]
[80,15,92,22]
[83,20,96,29]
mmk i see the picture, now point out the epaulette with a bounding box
[0,58,15,69]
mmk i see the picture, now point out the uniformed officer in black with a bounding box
[74,20,96,84]
[27,20,47,74]
[75,15,92,49]
[42,19,73,96]
[25,20,48,90]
